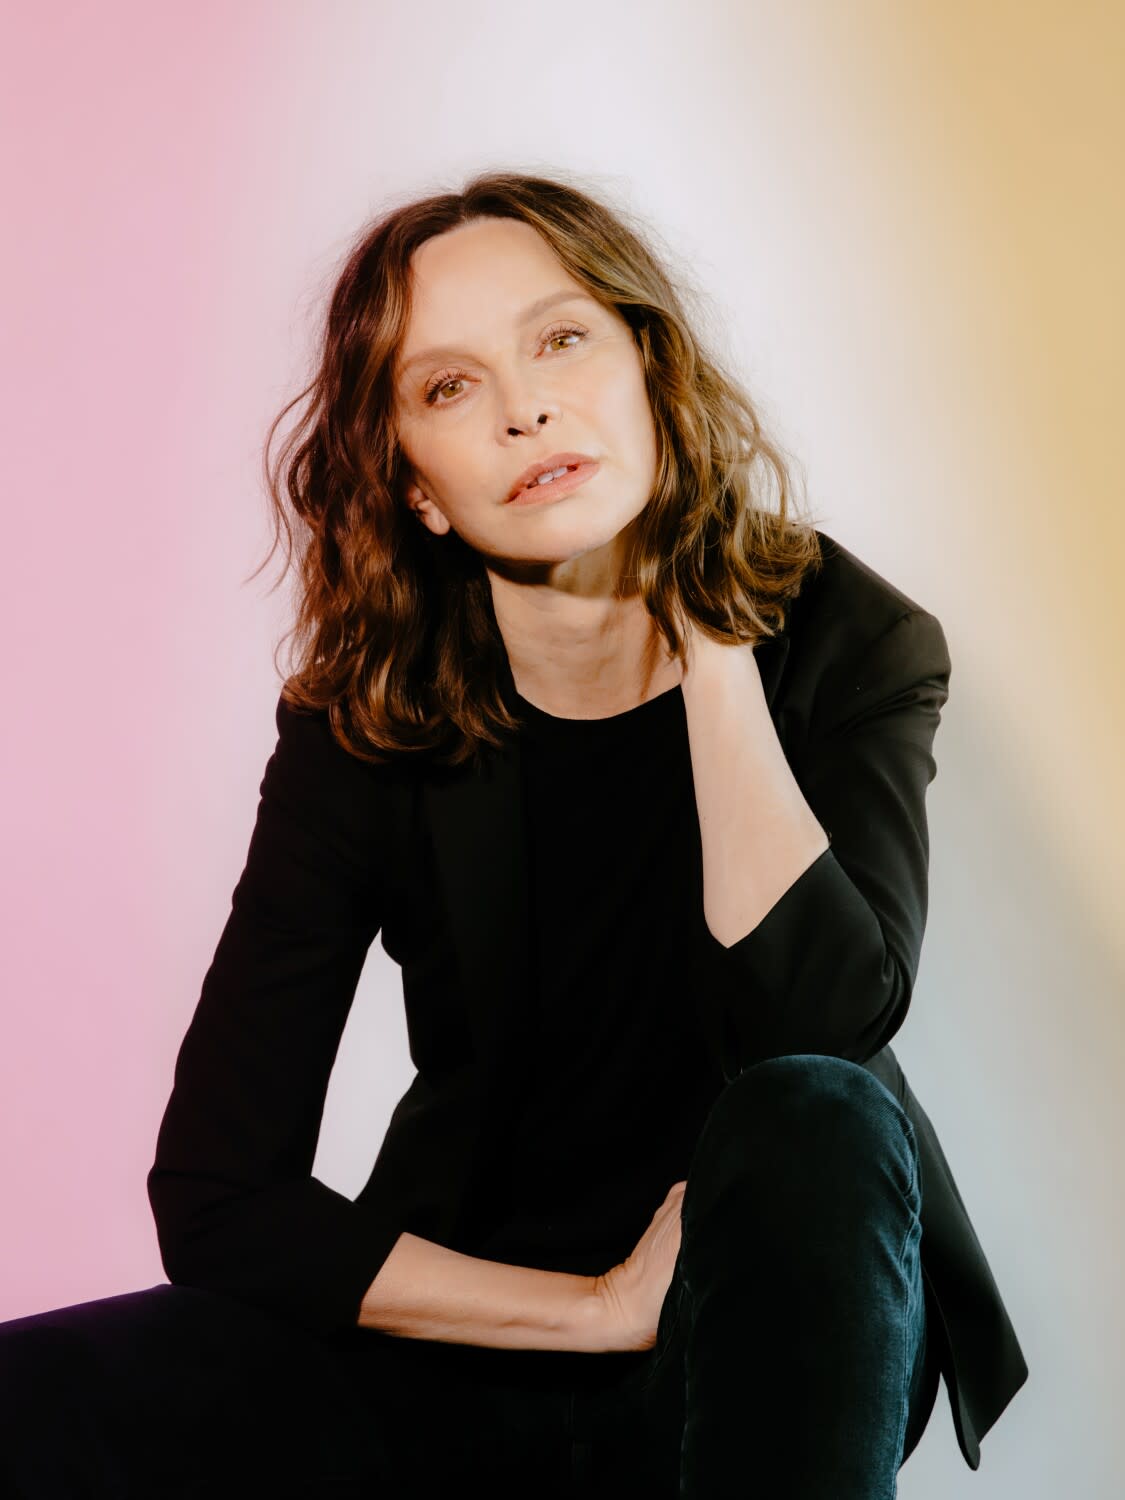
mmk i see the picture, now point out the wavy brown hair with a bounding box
[252,167,826,771]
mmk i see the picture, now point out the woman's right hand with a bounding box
[592,1180,687,1353]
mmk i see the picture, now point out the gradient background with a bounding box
[2,1,1121,1493]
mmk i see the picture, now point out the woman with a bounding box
[0,170,1028,1497]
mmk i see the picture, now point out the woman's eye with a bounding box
[421,324,588,407]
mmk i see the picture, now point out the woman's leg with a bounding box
[0,1283,401,1497]
[678,1052,933,1496]
[0,1281,581,1498]
[348,1332,581,1498]
[572,1053,941,1497]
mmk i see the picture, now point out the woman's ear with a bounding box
[405,481,453,537]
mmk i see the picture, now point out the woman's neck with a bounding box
[501,604,682,721]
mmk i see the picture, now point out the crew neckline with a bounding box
[513,681,684,746]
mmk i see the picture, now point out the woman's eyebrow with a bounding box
[399,290,599,373]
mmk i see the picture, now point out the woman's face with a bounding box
[392,216,659,578]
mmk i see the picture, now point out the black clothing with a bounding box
[144,528,1029,1469]
[472,682,724,1277]
[1,1052,941,1497]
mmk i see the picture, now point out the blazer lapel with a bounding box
[418,692,534,1143]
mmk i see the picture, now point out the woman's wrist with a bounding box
[567,1272,623,1352]
[360,1233,621,1352]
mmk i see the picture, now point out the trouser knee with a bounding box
[682,1053,919,1233]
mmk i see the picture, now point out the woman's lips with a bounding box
[506,460,600,507]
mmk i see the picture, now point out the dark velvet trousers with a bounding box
[0,1054,942,1497]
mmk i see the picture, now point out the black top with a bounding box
[470,682,725,1275]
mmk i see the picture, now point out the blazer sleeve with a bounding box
[146,692,403,1335]
[697,607,952,1078]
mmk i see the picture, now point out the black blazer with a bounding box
[148,528,1028,1471]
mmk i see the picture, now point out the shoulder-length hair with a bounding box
[253,168,826,771]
